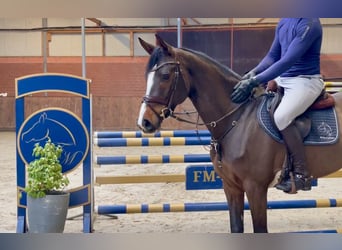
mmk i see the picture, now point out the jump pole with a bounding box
[93,130,211,138]
[97,198,342,214]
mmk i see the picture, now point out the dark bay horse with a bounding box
[137,34,342,233]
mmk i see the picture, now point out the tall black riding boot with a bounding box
[275,123,312,193]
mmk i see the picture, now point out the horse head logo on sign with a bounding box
[18,108,89,173]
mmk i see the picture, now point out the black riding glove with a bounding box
[230,77,260,103]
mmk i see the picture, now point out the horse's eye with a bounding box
[161,73,170,80]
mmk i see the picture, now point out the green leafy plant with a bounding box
[25,138,69,198]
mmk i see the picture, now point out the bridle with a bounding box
[142,61,181,120]
[141,59,249,141]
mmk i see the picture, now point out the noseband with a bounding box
[142,61,181,120]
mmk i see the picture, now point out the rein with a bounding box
[170,100,247,128]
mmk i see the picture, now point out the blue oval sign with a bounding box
[17,108,89,173]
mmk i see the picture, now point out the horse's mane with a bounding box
[180,47,241,81]
[146,46,241,81]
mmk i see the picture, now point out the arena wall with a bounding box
[0,56,198,131]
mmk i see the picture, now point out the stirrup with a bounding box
[275,172,312,194]
[293,173,312,192]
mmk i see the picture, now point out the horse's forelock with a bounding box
[145,47,163,76]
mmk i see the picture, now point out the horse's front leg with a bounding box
[222,182,245,233]
[245,182,268,233]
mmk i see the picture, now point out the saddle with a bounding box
[265,80,335,138]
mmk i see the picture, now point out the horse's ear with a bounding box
[155,33,175,56]
[39,112,47,123]
[138,37,155,55]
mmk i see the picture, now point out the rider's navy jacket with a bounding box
[254,18,322,84]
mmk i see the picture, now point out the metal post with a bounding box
[177,18,182,48]
[81,18,86,78]
[230,18,234,70]
[42,18,48,73]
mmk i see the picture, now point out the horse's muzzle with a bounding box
[137,118,158,133]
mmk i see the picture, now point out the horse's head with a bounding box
[21,112,49,143]
[137,34,189,133]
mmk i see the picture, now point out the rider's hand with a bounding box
[230,77,260,103]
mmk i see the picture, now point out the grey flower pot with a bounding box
[27,192,70,233]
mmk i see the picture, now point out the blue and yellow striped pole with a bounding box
[97,198,342,214]
[94,130,211,138]
[95,154,211,165]
[94,137,211,147]
[324,81,342,93]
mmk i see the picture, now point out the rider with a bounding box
[230,18,324,193]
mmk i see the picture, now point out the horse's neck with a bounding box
[177,50,243,135]
[186,69,240,135]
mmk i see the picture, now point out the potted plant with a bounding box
[25,137,70,233]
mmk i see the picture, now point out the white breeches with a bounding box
[273,75,325,131]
